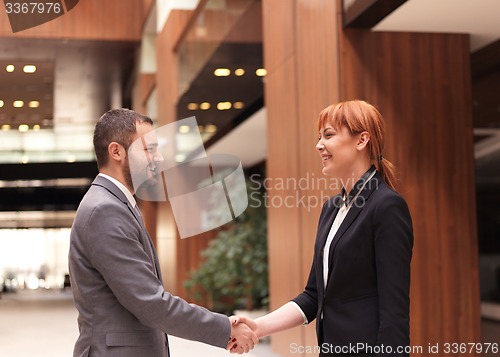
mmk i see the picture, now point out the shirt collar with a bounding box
[341,165,377,207]
[98,173,137,207]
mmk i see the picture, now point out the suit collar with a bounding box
[92,175,130,206]
[340,165,377,207]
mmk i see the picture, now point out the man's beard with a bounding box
[122,156,134,191]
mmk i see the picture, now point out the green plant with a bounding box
[184,179,268,314]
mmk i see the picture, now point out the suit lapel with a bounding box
[326,172,382,286]
[92,176,162,280]
[316,197,341,293]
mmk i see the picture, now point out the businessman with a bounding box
[69,108,257,357]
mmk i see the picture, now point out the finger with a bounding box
[229,344,238,354]
[230,315,243,325]
[226,338,237,350]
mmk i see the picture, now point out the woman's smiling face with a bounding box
[316,124,360,178]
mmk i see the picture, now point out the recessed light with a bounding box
[13,100,24,108]
[33,124,40,131]
[199,102,210,110]
[214,68,231,77]
[217,102,232,110]
[233,102,244,109]
[205,124,217,134]
[29,101,40,108]
[235,68,245,76]
[256,68,267,77]
[6,65,14,72]
[0,100,4,108]
[187,103,198,110]
[23,65,37,73]
[21,155,29,164]
[1,124,11,131]
[175,154,186,162]
[18,124,29,132]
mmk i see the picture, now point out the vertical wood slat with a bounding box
[338,28,481,354]
[0,0,147,40]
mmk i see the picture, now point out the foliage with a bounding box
[184,178,268,314]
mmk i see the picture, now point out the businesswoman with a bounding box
[232,100,413,356]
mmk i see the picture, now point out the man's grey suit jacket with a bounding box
[69,175,230,357]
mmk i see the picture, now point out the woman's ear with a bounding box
[357,131,370,151]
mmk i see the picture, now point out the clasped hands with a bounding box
[226,316,259,354]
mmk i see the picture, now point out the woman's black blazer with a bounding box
[293,172,413,356]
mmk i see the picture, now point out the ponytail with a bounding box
[376,156,397,192]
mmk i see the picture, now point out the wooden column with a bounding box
[152,9,192,294]
[263,1,480,356]
[338,28,481,354]
[262,0,341,355]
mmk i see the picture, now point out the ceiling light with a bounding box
[199,102,210,110]
[214,68,231,77]
[21,155,29,164]
[187,102,198,110]
[205,124,217,134]
[29,101,40,108]
[13,100,24,108]
[235,68,245,76]
[1,124,11,131]
[23,65,37,73]
[217,101,232,110]
[33,124,40,131]
[6,65,14,72]
[66,155,76,163]
[256,68,267,77]
[175,154,186,162]
[18,124,29,132]
[0,100,4,107]
[178,125,190,134]
[233,102,244,109]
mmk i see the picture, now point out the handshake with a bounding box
[226,315,261,354]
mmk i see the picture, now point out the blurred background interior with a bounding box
[0,0,499,356]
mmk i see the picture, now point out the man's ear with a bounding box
[107,142,124,162]
[357,131,370,151]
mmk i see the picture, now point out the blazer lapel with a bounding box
[326,172,382,286]
[92,176,162,280]
[316,196,342,293]
[127,202,163,280]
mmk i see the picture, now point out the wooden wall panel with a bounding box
[338,29,481,354]
[264,1,480,356]
[263,0,341,355]
[0,0,147,40]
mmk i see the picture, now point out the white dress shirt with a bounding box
[292,169,377,324]
[98,173,137,207]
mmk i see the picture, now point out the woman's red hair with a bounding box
[317,100,397,191]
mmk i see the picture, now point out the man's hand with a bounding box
[226,316,259,354]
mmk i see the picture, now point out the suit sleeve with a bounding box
[373,192,413,355]
[84,202,231,348]
[291,254,319,323]
[291,199,334,323]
